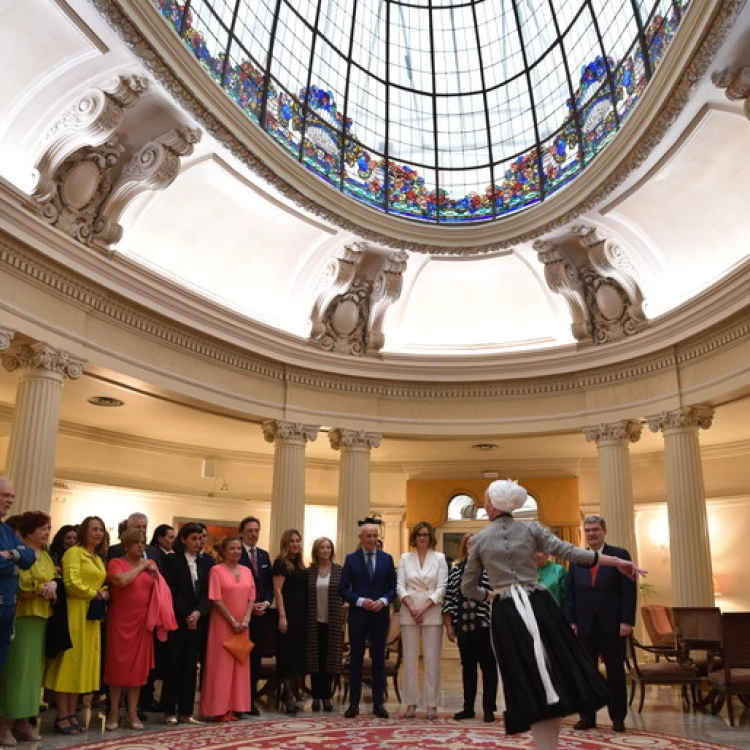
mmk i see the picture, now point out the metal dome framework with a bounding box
[155,0,690,224]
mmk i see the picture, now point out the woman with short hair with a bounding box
[0,512,56,744]
[45,515,109,735]
[273,529,307,715]
[104,527,176,731]
[306,537,343,712]
[397,521,449,720]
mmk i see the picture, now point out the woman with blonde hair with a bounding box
[45,515,109,735]
[272,529,306,714]
[442,533,497,722]
[397,521,449,720]
[306,537,343,712]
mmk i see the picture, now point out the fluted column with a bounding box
[3,343,85,513]
[262,420,319,553]
[329,429,382,558]
[647,406,715,607]
[583,420,642,555]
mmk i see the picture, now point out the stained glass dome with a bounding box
[156,0,690,224]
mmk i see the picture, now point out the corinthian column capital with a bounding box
[261,420,319,445]
[646,406,715,433]
[583,419,643,445]
[2,343,85,379]
[329,428,382,451]
[0,328,15,350]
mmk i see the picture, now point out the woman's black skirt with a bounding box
[491,587,609,734]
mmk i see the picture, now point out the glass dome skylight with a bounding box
[156,0,689,224]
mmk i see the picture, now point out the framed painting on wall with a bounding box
[173,517,238,558]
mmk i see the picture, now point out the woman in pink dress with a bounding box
[200,536,255,721]
[105,528,175,730]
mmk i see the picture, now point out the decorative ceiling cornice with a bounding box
[88,0,743,255]
[0,229,748,405]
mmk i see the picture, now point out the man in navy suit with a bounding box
[339,521,396,718]
[564,515,636,733]
[238,515,273,715]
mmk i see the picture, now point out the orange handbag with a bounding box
[222,631,254,664]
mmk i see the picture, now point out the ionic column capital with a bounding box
[0,328,15,350]
[261,420,319,445]
[646,406,715,433]
[329,428,382,451]
[2,343,85,380]
[583,419,642,445]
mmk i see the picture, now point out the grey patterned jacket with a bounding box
[461,515,596,600]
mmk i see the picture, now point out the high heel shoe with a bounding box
[403,705,417,719]
[322,699,333,712]
[54,716,81,735]
[426,708,438,720]
[312,699,321,712]
[125,716,144,730]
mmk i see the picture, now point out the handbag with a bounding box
[45,578,73,658]
[86,596,107,621]
[222,630,254,664]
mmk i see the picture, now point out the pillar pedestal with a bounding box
[647,406,715,607]
[3,343,85,513]
[262,420,319,552]
[329,429,381,558]
[583,420,642,556]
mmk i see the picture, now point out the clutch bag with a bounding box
[222,630,254,664]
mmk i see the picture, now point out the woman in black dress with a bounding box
[272,529,307,715]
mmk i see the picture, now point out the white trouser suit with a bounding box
[397,549,449,708]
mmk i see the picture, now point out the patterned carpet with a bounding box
[73,715,737,750]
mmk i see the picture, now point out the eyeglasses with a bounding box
[416,532,430,538]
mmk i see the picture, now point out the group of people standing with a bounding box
[0,474,644,750]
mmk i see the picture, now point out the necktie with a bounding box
[367,551,375,579]
[250,547,258,575]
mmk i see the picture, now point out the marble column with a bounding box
[647,406,715,607]
[2,343,85,513]
[329,428,382,558]
[583,419,642,556]
[262,420,319,551]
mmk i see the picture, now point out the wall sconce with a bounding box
[208,474,229,498]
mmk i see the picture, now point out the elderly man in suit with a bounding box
[564,515,636,733]
[238,515,273,715]
[339,521,396,719]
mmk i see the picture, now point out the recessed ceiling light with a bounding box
[471,443,499,452]
[87,396,125,407]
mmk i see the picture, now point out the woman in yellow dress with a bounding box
[0,511,57,744]
[44,516,109,735]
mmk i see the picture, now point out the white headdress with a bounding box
[486,479,528,514]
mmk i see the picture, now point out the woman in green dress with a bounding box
[0,511,57,745]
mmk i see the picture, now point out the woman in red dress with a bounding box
[105,528,175,730]
[199,537,255,721]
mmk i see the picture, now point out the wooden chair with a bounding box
[256,608,281,706]
[625,634,701,712]
[641,604,678,659]
[341,611,402,703]
[706,612,750,726]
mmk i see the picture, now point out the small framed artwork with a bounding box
[173,517,238,557]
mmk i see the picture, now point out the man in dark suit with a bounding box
[161,522,215,723]
[238,515,273,715]
[564,515,636,733]
[339,520,396,719]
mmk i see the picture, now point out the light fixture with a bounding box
[208,474,229,497]
[482,470,500,479]
[471,443,499,452]
[87,396,125,407]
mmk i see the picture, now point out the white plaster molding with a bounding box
[712,66,750,119]
[583,420,643,445]
[0,328,15,350]
[309,242,407,356]
[329,428,382,451]
[2,342,85,379]
[261,420,319,444]
[646,405,716,433]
